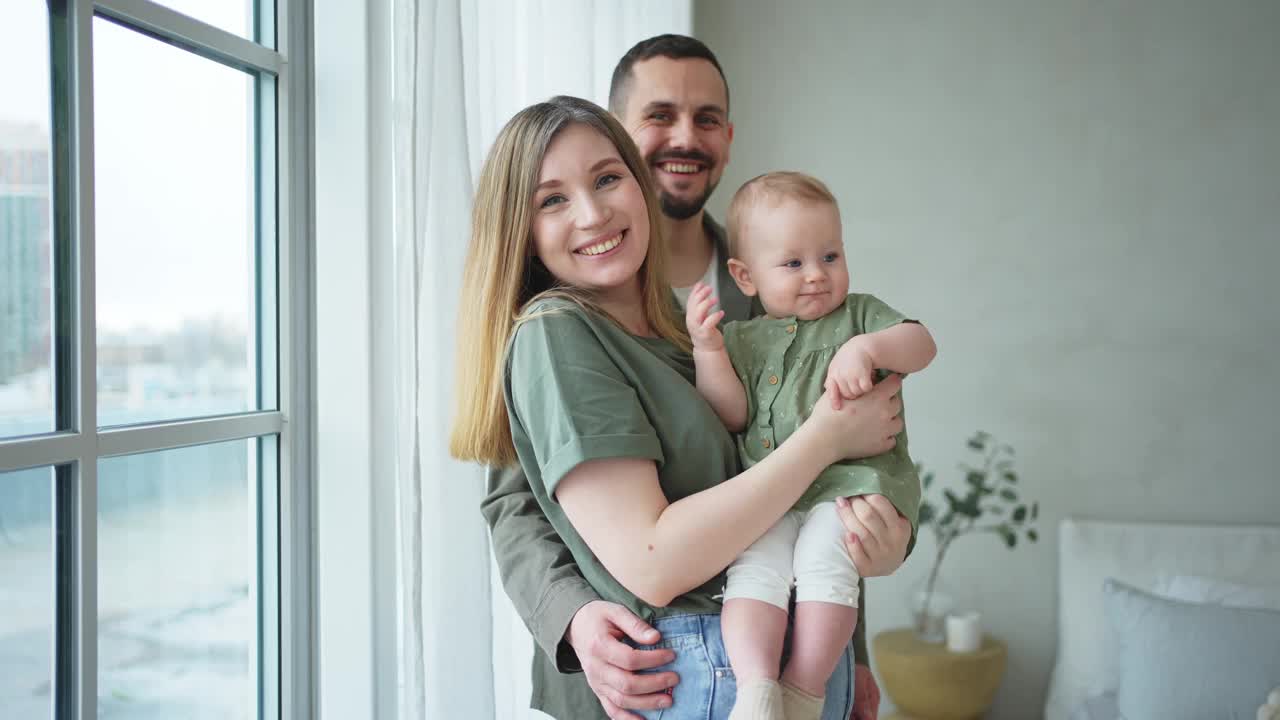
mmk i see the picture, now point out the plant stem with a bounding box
[922,537,952,613]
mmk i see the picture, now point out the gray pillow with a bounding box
[1103,578,1280,720]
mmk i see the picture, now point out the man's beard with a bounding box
[650,151,718,221]
[658,179,719,221]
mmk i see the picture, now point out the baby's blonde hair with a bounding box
[726,171,839,257]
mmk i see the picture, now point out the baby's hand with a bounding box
[824,337,876,408]
[685,282,726,351]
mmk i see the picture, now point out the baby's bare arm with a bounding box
[848,322,936,374]
[693,346,748,431]
[686,282,748,430]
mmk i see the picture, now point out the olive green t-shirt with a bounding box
[723,293,922,530]
[504,296,740,621]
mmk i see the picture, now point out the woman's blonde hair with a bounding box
[449,96,689,467]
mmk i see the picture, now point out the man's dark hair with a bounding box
[608,34,729,115]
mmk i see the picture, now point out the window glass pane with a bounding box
[0,5,54,438]
[94,19,259,428]
[150,0,256,43]
[0,466,54,719]
[98,438,262,719]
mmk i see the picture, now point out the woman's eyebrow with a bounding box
[536,157,624,191]
[590,157,624,172]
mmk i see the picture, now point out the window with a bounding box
[0,1,310,718]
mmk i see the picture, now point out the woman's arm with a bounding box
[555,379,898,607]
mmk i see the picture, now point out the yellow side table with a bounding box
[873,628,1007,720]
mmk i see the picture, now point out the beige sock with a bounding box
[728,677,784,720]
[780,680,825,720]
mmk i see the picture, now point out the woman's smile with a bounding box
[574,230,626,257]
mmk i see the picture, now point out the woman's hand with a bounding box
[566,600,679,719]
[805,374,905,463]
[835,494,911,578]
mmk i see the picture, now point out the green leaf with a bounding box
[985,505,1005,515]
[967,437,985,451]
[966,471,985,488]
[944,489,963,509]
[999,489,1018,502]
[1012,505,1027,523]
[922,472,935,489]
[945,489,980,518]
[1002,471,1018,484]
[1031,502,1039,521]
[997,525,1017,548]
[918,501,936,525]
[1027,529,1039,542]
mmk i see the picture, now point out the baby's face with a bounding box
[736,200,849,320]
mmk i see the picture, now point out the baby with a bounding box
[686,171,935,720]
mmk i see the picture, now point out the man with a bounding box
[481,35,913,720]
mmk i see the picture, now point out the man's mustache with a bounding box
[650,151,714,167]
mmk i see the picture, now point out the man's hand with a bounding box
[851,663,882,720]
[835,494,911,578]
[825,337,876,409]
[567,601,679,719]
[685,282,726,351]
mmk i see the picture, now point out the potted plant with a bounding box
[912,431,1039,641]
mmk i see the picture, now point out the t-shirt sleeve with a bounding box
[848,293,916,335]
[508,310,664,500]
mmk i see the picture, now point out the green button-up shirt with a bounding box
[723,293,922,527]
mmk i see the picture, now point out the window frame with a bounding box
[0,0,314,717]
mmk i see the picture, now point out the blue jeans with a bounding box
[629,613,854,720]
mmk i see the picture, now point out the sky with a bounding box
[2,1,259,334]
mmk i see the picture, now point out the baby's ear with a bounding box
[726,258,757,297]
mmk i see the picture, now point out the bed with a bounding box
[1045,517,1280,720]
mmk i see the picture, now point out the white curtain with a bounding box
[392,3,691,719]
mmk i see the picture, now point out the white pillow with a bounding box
[1153,573,1280,612]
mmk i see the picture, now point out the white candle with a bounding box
[946,611,982,653]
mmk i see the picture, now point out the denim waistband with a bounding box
[648,613,719,637]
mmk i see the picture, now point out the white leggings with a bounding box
[722,501,861,610]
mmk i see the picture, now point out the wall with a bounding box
[695,0,1280,716]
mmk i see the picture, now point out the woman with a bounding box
[451,96,906,720]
